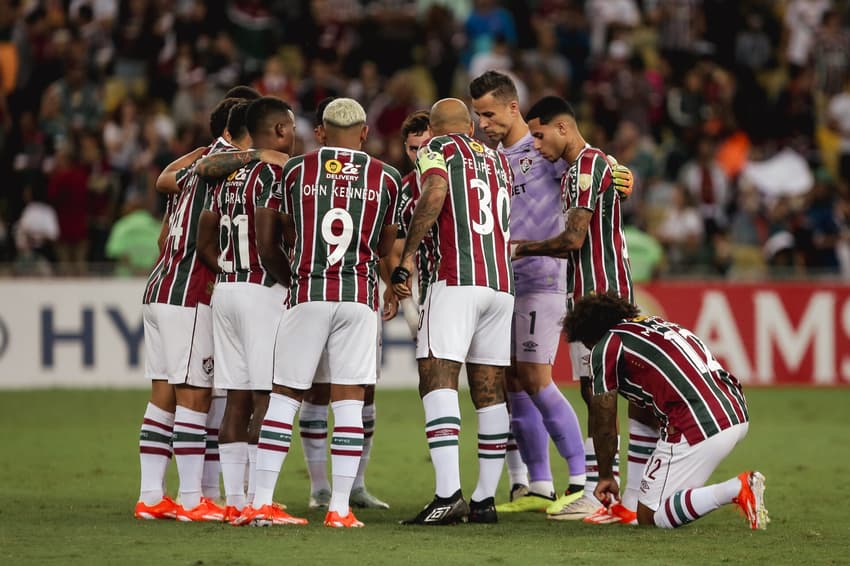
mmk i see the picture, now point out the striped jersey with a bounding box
[590,315,749,444]
[397,170,438,304]
[416,133,514,294]
[143,137,235,306]
[563,146,632,308]
[502,132,567,295]
[206,159,283,286]
[278,146,401,310]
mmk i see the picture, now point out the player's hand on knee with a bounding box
[382,287,399,320]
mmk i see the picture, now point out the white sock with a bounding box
[139,402,174,505]
[298,401,330,494]
[201,396,226,499]
[583,437,597,498]
[529,480,555,498]
[328,399,364,517]
[471,403,509,502]
[253,393,300,507]
[353,403,376,490]
[505,433,529,487]
[653,477,741,528]
[422,389,461,498]
[246,444,257,504]
[219,441,248,509]
[173,406,208,510]
[623,419,660,510]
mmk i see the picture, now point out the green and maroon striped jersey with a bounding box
[590,315,749,444]
[278,147,401,310]
[143,137,235,306]
[397,170,437,304]
[206,159,283,286]
[416,133,513,294]
[562,146,632,309]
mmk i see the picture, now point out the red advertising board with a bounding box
[552,282,850,386]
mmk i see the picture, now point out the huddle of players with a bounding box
[135,70,768,530]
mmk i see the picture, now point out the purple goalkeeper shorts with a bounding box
[511,292,566,365]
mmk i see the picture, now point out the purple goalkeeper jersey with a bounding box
[502,132,567,295]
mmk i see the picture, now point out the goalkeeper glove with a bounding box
[606,155,634,200]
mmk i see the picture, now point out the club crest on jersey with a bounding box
[578,174,592,191]
[202,356,214,376]
[520,157,532,174]
[469,141,485,153]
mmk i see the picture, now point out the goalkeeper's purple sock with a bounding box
[531,383,585,479]
[508,391,551,486]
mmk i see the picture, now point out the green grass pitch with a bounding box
[1,387,848,565]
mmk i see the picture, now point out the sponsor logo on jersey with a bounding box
[469,141,485,153]
[578,174,592,191]
[519,156,532,174]
[325,159,362,181]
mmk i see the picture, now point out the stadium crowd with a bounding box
[1,0,850,278]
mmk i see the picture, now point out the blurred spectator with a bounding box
[774,66,816,155]
[103,97,141,174]
[171,67,222,130]
[812,8,850,98]
[252,55,297,104]
[464,0,517,67]
[734,11,773,73]
[80,131,118,268]
[297,53,342,117]
[678,136,731,235]
[105,192,161,276]
[586,0,640,58]
[828,77,850,186]
[14,185,59,276]
[783,0,832,70]
[47,141,89,276]
[624,223,664,282]
[653,183,704,273]
[226,0,278,74]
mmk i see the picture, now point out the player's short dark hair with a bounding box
[246,96,293,136]
[563,291,640,346]
[224,85,261,100]
[401,110,430,140]
[525,96,576,125]
[469,70,518,102]
[226,101,251,141]
[314,96,336,128]
[210,97,242,138]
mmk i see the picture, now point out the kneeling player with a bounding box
[564,292,768,530]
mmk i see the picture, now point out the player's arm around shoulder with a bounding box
[155,146,207,194]
[194,148,290,181]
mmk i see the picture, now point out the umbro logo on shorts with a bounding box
[522,340,538,352]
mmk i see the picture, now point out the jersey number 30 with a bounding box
[470,178,509,236]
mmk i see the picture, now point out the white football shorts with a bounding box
[639,422,750,512]
[274,301,379,389]
[416,280,514,366]
[143,302,214,388]
[212,282,286,391]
